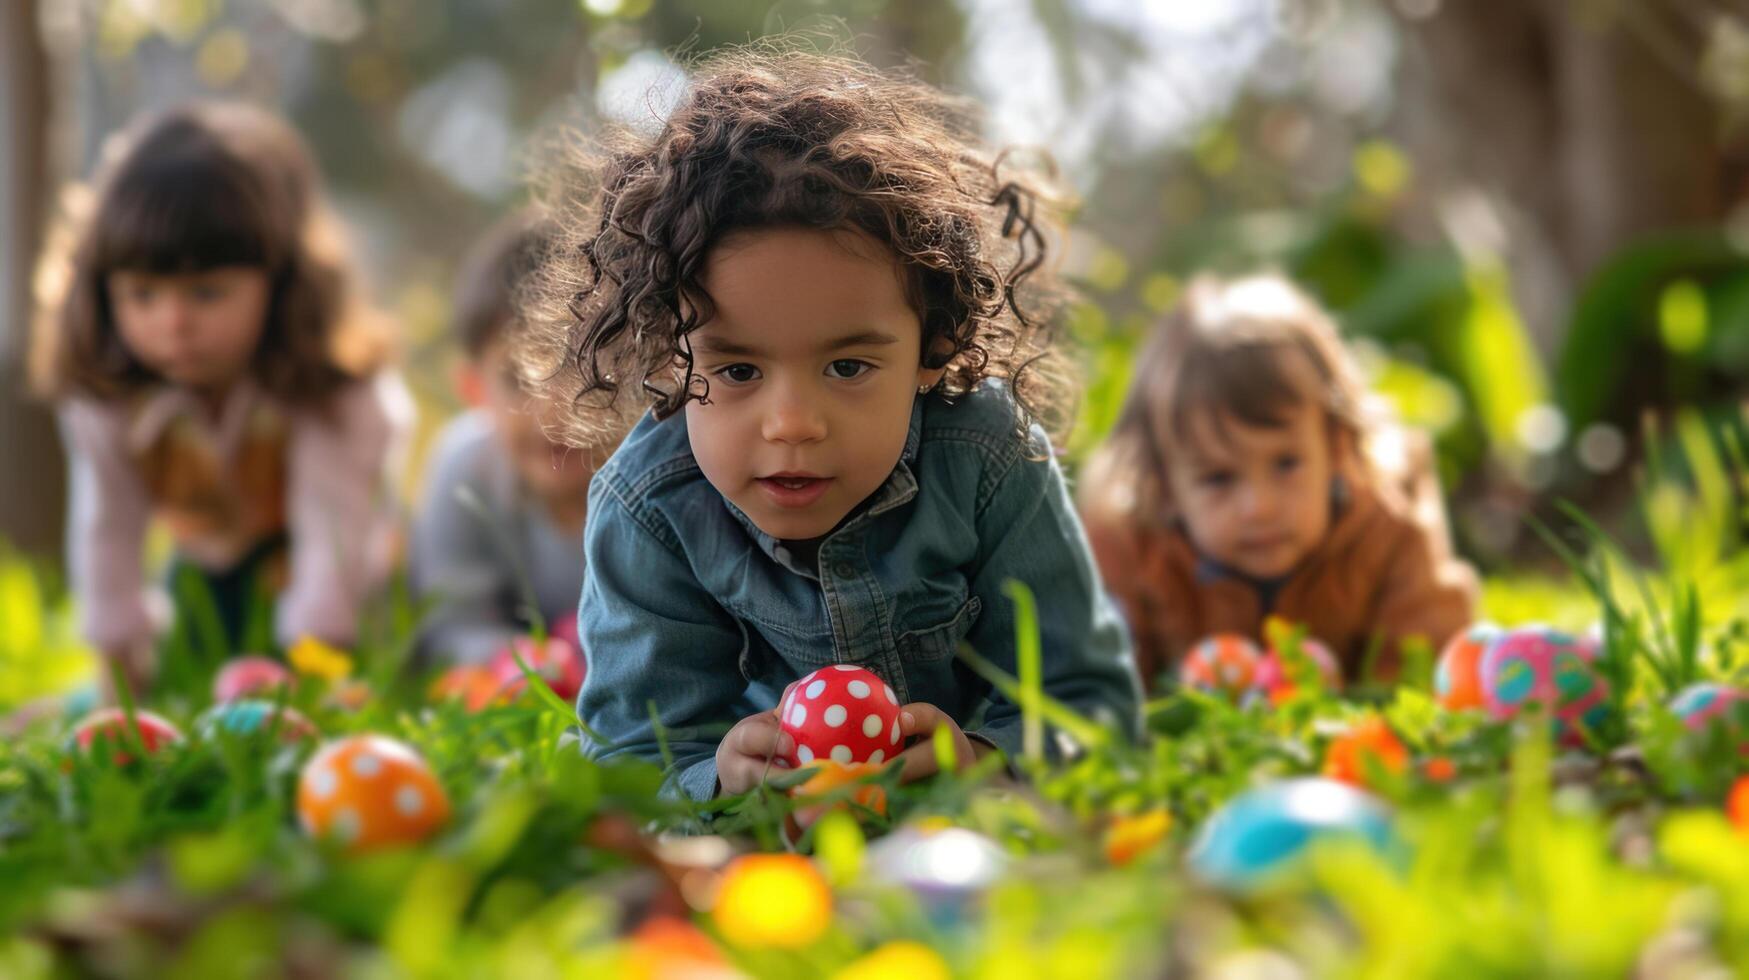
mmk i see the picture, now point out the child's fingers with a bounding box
[898,702,956,739]
[892,740,944,783]
[730,712,794,761]
[893,703,976,783]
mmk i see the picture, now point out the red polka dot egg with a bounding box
[778,665,902,768]
[1180,634,1262,698]
[212,656,293,703]
[297,735,451,853]
[70,708,183,764]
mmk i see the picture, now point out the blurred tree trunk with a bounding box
[1395,0,1723,354]
[0,0,66,560]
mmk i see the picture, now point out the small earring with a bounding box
[917,382,933,394]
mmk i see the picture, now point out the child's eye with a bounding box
[1198,471,1234,490]
[825,359,872,380]
[1275,454,1301,474]
[715,363,761,385]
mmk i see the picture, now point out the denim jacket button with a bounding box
[832,561,856,578]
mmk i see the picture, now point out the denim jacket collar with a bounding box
[722,396,925,577]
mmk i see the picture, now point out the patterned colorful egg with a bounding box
[1478,625,1610,743]
[1187,777,1395,894]
[197,700,318,743]
[1180,634,1263,698]
[212,656,293,703]
[1669,682,1747,735]
[777,665,902,769]
[70,708,184,765]
[297,735,451,853]
[1435,623,1502,711]
[1252,638,1342,703]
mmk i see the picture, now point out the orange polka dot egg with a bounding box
[297,735,451,853]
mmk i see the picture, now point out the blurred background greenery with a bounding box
[6,0,1749,577]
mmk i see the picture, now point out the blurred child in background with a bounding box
[33,102,410,697]
[1079,274,1477,692]
[411,213,615,682]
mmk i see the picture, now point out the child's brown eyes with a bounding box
[712,360,872,385]
[1275,455,1300,473]
[826,359,872,380]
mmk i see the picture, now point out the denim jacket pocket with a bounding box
[896,595,983,664]
[737,615,844,684]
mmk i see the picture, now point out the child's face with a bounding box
[1166,399,1337,580]
[685,226,943,542]
[462,336,597,505]
[108,267,270,391]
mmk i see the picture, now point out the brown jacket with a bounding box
[1081,441,1477,692]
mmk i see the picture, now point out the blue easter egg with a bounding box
[1187,778,1395,894]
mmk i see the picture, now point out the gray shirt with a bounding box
[411,410,585,665]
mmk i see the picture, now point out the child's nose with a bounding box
[761,387,827,444]
[156,296,196,338]
[1241,483,1277,520]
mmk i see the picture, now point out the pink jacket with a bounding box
[60,374,412,652]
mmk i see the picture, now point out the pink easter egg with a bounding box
[1478,625,1610,745]
[1669,682,1747,735]
[1253,637,1342,702]
[212,656,293,703]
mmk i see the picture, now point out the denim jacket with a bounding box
[576,382,1142,800]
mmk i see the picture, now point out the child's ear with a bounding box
[454,362,487,407]
[916,334,956,390]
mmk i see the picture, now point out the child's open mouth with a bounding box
[757,474,832,507]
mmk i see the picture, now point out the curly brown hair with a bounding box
[31,101,389,405]
[519,44,1077,451]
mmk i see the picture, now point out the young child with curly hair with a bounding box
[519,48,1141,800]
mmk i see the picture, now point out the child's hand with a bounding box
[892,703,992,783]
[98,640,156,705]
[715,708,795,796]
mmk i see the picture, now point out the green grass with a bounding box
[10,468,1749,976]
